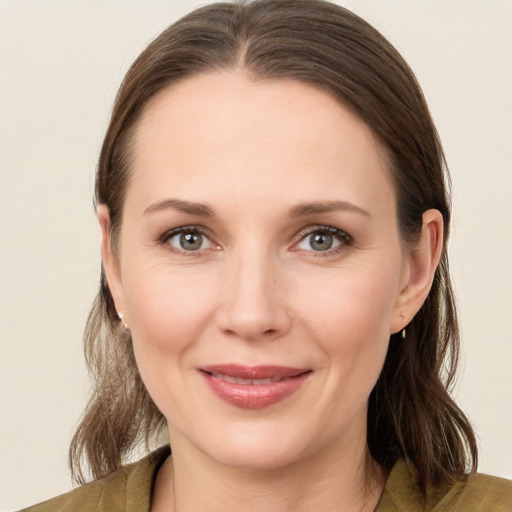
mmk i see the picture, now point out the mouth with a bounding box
[199,365,312,409]
[206,373,291,385]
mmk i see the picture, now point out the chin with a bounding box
[208,438,306,471]
[198,415,339,472]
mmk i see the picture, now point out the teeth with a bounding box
[211,373,283,385]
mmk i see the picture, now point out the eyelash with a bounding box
[159,226,218,255]
[158,225,352,256]
[293,225,353,257]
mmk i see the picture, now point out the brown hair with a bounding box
[70,0,477,491]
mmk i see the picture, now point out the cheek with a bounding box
[294,263,399,386]
[123,262,219,353]
[297,264,399,338]
[121,263,222,419]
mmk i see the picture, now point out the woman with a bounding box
[20,0,511,510]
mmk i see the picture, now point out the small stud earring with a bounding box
[117,311,129,329]
[400,313,406,340]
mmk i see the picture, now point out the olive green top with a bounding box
[20,446,512,511]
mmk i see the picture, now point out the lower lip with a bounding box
[201,371,311,409]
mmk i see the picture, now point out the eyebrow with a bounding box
[143,198,370,218]
[144,198,215,217]
[288,201,370,218]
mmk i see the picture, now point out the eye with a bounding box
[295,227,350,253]
[165,228,216,252]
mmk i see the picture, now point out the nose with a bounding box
[215,250,291,342]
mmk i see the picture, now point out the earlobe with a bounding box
[391,209,444,334]
[97,204,126,316]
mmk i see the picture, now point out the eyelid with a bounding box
[157,224,351,255]
[158,225,220,253]
[291,225,353,254]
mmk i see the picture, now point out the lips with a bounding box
[200,365,311,409]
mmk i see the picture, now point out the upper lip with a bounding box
[200,364,311,380]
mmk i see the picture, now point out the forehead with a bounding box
[128,71,394,216]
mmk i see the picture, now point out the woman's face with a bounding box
[104,72,418,469]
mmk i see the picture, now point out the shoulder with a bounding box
[378,459,512,512]
[18,446,170,512]
[433,472,512,512]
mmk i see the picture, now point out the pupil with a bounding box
[311,233,332,251]
[180,232,202,250]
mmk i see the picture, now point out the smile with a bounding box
[208,373,288,385]
[200,365,312,409]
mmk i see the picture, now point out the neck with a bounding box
[155,428,387,512]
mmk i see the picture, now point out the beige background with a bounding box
[1,0,511,509]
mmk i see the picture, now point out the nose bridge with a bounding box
[216,241,290,340]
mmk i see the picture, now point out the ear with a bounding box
[97,204,126,317]
[390,209,444,334]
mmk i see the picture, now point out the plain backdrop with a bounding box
[1,0,511,509]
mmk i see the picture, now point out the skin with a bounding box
[100,71,443,511]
